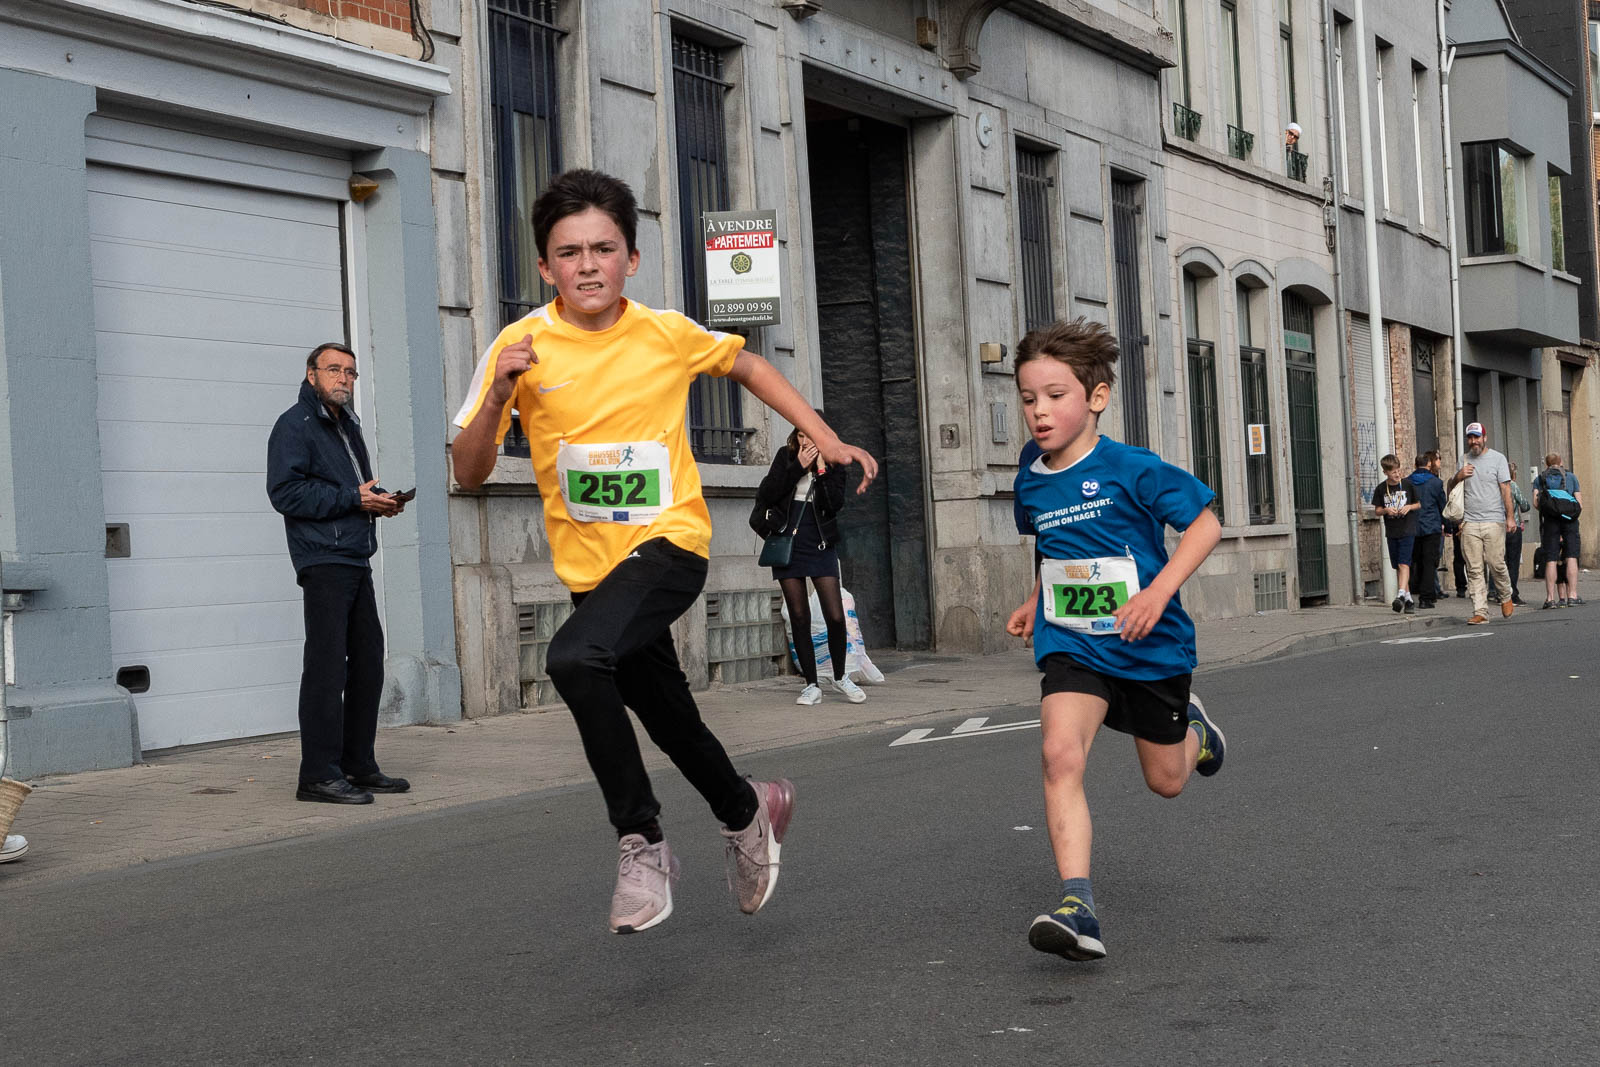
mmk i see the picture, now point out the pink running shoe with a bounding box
[609,834,680,934]
[721,778,796,915]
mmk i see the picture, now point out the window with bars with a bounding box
[489,0,563,458]
[673,32,753,463]
[1184,272,1224,516]
[1016,147,1056,333]
[1238,284,1276,524]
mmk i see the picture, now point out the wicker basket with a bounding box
[0,777,31,840]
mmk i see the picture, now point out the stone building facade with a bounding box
[439,1,1178,718]
[1159,0,1351,612]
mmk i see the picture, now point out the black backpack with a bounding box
[1538,469,1582,522]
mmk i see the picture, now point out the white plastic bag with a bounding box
[780,585,885,684]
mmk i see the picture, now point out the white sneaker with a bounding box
[796,684,822,706]
[0,834,28,863]
[830,676,867,703]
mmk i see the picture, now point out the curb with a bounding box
[1198,612,1462,672]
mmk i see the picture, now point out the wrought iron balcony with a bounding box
[1285,149,1308,182]
[1227,124,1254,160]
[1172,102,1202,141]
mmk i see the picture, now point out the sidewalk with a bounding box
[0,589,1526,888]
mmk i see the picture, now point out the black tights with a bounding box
[781,575,847,685]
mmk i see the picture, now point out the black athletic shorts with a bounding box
[1541,517,1581,562]
[1039,652,1191,745]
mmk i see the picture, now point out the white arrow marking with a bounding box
[891,720,1041,746]
[889,728,936,747]
[1381,633,1494,645]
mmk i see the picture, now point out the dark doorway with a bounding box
[1284,293,1328,603]
[804,105,931,649]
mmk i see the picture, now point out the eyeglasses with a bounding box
[316,366,359,380]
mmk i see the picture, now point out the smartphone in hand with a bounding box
[393,487,417,503]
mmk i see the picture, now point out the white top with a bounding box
[792,472,813,501]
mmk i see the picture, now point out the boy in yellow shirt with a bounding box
[452,170,876,934]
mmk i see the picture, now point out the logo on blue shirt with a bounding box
[1081,480,1100,497]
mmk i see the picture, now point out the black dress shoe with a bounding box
[297,778,374,804]
[347,772,410,794]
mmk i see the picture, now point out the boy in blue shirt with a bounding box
[1005,318,1226,961]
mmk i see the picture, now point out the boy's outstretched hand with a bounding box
[1113,587,1171,642]
[819,441,880,494]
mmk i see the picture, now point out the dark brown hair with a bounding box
[531,169,639,259]
[1013,318,1119,399]
[785,410,828,464]
[306,341,354,370]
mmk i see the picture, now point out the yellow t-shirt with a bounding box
[453,298,744,592]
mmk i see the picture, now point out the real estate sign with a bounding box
[703,210,781,328]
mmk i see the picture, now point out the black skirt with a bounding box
[770,499,840,580]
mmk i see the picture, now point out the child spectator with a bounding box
[1405,453,1446,609]
[1004,318,1225,962]
[1373,454,1420,613]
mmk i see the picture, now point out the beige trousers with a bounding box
[1460,521,1511,617]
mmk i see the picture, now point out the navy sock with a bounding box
[1062,877,1095,911]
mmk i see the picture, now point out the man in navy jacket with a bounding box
[267,342,409,804]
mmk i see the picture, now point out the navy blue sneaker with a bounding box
[1188,694,1226,777]
[1029,895,1106,961]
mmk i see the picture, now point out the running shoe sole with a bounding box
[753,779,795,913]
[1028,914,1107,961]
[1189,693,1227,777]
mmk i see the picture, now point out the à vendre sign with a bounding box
[702,210,781,328]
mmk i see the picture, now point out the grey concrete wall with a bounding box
[0,68,140,778]
[354,147,463,727]
[1331,0,1455,335]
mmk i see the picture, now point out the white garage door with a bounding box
[90,162,348,751]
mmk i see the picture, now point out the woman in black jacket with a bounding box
[752,417,865,705]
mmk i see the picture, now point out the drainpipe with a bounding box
[1322,0,1364,602]
[1438,0,1466,450]
[1352,0,1396,604]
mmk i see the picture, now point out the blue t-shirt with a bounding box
[1013,437,1214,680]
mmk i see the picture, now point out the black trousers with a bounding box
[1409,532,1442,602]
[1451,531,1467,594]
[297,564,385,786]
[1504,528,1523,600]
[545,537,757,835]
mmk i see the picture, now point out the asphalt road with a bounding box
[6,610,1598,1066]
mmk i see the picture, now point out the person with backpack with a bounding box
[1536,452,1584,609]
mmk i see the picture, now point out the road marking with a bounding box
[891,718,1041,746]
[1381,633,1495,645]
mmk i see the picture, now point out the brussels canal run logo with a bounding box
[730,251,753,275]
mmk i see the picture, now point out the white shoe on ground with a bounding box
[796,684,822,706]
[830,676,867,703]
[0,834,29,863]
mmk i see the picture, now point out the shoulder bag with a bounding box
[758,479,815,568]
[1441,480,1465,524]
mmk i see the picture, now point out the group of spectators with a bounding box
[1371,422,1584,624]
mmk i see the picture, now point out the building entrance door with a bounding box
[803,106,930,649]
[1284,294,1327,602]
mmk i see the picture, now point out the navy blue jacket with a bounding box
[1406,469,1447,536]
[266,379,377,574]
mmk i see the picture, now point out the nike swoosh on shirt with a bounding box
[538,380,574,393]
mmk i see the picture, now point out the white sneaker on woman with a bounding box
[796,684,822,706]
[830,676,867,703]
